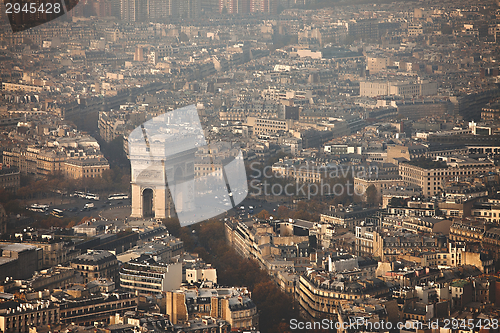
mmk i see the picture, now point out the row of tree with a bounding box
[163,218,330,333]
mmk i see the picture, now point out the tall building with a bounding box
[168,0,180,16]
[120,0,136,21]
[201,0,218,13]
[250,0,262,12]
[147,0,170,21]
[347,19,379,41]
[110,0,122,18]
[278,104,300,120]
[260,0,278,14]
[219,0,235,13]
[134,46,146,61]
[91,0,112,17]
[218,0,250,13]
[179,0,201,18]
[120,0,148,21]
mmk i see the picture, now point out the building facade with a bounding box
[70,250,119,284]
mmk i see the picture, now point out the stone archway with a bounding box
[142,188,154,217]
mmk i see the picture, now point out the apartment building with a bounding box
[27,266,80,291]
[98,110,147,143]
[166,287,258,330]
[211,292,258,330]
[408,24,423,36]
[117,236,183,264]
[449,220,486,243]
[355,226,384,259]
[271,161,327,183]
[225,220,272,269]
[0,302,59,333]
[3,148,61,176]
[354,175,405,201]
[0,243,43,281]
[58,292,138,326]
[347,18,379,40]
[366,56,391,73]
[399,157,494,197]
[3,149,109,179]
[185,266,217,284]
[447,243,494,273]
[320,206,379,229]
[36,151,66,176]
[386,202,436,218]
[70,250,119,284]
[119,258,182,295]
[98,113,126,142]
[298,270,388,320]
[0,167,20,193]
[360,80,438,98]
[481,102,500,121]
[246,117,294,137]
[63,158,110,179]
[1,240,77,269]
[481,227,500,258]
[383,235,442,260]
[260,88,312,103]
[1,82,44,92]
[381,215,452,234]
[471,198,500,223]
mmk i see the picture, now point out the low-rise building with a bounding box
[0,243,43,281]
[71,250,119,284]
[58,292,138,326]
[298,270,389,320]
[166,287,258,331]
[120,256,182,295]
[0,167,20,193]
[0,301,59,333]
[399,157,495,197]
[63,158,110,179]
